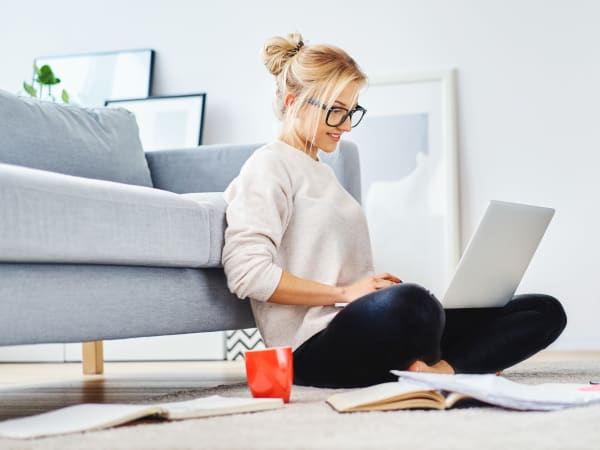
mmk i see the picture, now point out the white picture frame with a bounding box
[106,94,206,151]
[348,69,461,298]
[34,49,154,107]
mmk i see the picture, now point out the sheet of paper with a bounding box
[391,371,600,411]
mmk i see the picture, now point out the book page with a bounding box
[327,381,444,412]
[157,395,284,419]
[351,397,446,411]
[0,404,163,439]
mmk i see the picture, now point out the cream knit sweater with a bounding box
[222,140,375,350]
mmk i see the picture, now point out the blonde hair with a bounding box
[261,32,366,148]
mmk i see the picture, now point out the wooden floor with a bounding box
[1,351,599,421]
[0,360,246,420]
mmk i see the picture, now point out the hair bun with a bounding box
[261,32,305,76]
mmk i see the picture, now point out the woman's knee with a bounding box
[376,283,445,329]
[332,282,445,368]
[538,294,567,338]
[386,283,445,363]
[512,293,567,338]
[334,282,445,344]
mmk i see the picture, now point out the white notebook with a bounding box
[0,395,284,439]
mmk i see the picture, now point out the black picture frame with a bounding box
[105,94,207,150]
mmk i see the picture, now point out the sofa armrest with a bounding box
[145,144,263,194]
[0,162,218,267]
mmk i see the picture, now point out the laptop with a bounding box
[441,200,555,309]
[334,200,554,309]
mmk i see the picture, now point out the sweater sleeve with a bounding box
[221,152,292,302]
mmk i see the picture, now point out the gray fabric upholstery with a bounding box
[0,89,153,187]
[145,144,261,194]
[0,162,224,267]
[0,264,255,345]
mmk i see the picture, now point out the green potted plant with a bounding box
[23,64,70,103]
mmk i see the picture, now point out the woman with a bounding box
[222,32,567,388]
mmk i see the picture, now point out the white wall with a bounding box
[2,0,599,349]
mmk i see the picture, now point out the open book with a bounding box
[0,395,283,439]
[327,381,472,412]
[328,372,600,412]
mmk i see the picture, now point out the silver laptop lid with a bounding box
[441,200,555,309]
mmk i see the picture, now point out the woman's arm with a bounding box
[268,271,402,306]
[267,270,348,306]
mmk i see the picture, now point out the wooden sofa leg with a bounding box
[82,341,104,375]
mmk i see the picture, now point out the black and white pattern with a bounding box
[225,328,265,361]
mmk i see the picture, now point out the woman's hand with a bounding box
[340,273,402,303]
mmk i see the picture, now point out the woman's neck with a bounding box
[278,132,319,161]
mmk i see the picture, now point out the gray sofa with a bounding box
[0,89,363,371]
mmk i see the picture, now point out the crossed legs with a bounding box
[293,283,567,388]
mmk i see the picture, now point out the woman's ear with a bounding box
[284,93,296,108]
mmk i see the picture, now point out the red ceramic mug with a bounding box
[244,346,293,403]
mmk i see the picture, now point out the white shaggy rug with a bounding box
[2,359,600,450]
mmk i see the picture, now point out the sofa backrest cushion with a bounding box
[0,89,153,187]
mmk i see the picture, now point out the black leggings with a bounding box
[293,283,567,388]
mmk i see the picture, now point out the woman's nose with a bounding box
[337,116,352,132]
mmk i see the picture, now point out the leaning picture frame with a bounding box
[105,94,207,151]
[348,69,461,298]
[34,48,155,107]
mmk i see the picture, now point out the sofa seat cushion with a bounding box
[0,89,153,187]
[0,163,225,268]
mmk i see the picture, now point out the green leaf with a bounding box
[39,65,51,76]
[23,81,37,97]
[61,89,70,103]
[38,64,59,85]
[37,73,52,84]
[33,63,41,76]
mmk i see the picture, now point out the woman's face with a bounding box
[289,81,361,157]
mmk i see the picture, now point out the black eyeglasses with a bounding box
[307,98,367,128]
